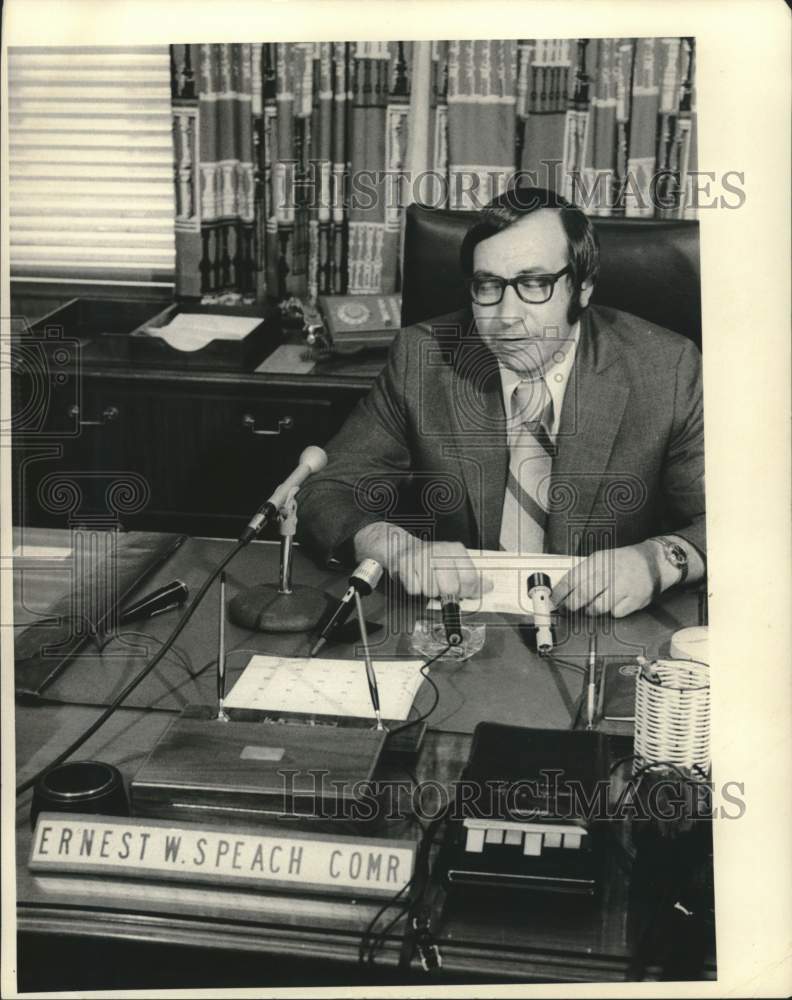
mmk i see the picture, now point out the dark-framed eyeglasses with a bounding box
[469,265,572,306]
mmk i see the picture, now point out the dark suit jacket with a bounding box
[298,305,706,565]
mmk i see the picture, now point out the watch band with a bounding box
[655,536,689,587]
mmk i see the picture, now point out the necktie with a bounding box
[499,378,555,553]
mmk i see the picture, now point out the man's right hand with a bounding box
[353,522,491,600]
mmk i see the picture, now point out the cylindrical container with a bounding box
[31,760,129,829]
[633,659,710,778]
[670,625,709,663]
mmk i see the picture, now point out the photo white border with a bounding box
[2,2,790,997]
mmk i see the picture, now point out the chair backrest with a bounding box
[401,203,702,348]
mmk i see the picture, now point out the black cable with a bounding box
[16,539,246,796]
[366,898,411,965]
[388,644,449,737]
[358,878,412,966]
[545,653,588,675]
[396,804,450,972]
[609,753,637,775]
[109,630,195,677]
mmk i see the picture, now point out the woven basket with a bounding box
[633,659,710,777]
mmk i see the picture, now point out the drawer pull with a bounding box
[68,404,119,427]
[242,413,294,436]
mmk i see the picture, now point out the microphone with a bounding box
[440,594,463,646]
[310,558,383,657]
[527,572,554,654]
[239,445,328,544]
[119,580,189,626]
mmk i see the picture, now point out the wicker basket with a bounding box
[633,659,710,777]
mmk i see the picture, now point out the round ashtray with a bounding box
[31,760,128,829]
[410,619,486,661]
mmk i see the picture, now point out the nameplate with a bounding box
[29,813,416,899]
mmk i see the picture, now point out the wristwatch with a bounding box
[653,536,689,587]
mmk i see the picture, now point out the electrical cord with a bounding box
[545,652,588,676]
[387,644,449,736]
[358,878,413,966]
[16,539,246,796]
[107,630,195,678]
[359,801,449,968]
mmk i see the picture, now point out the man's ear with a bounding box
[579,280,594,310]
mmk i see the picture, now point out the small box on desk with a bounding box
[441,724,610,895]
[130,706,388,827]
[317,294,401,353]
[128,303,281,370]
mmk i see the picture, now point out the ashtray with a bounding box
[410,619,486,661]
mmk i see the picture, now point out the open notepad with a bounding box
[426,550,581,615]
[224,654,426,721]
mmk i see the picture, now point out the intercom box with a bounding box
[442,724,610,894]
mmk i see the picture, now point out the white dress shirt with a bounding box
[498,322,581,444]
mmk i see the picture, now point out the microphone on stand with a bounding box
[228,446,330,633]
[310,559,383,657]
[238,446,328,544]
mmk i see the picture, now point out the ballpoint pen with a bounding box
[586,631,597,730]
[354,590,384,731]
[217,572,229,722]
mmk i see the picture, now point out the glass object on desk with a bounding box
[410,619,486,662]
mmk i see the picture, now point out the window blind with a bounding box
[8,46,176,286]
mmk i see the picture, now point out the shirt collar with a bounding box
[499,322,580,438]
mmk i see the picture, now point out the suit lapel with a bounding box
[546,309,631,555]
[431,311,508,549]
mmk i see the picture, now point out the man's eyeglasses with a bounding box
[470,265,571,306]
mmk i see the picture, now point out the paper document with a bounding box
[146,313,263,352]
[256,344,315,374]
[426,550,581,615]
[224,654,426,721]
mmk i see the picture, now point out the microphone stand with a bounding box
[227,489,329,632]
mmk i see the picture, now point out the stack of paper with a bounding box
[146,313,263,352]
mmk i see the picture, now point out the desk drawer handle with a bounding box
[68,404,119,426]
[242,413,294,436]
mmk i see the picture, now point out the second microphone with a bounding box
[310,559,383,657]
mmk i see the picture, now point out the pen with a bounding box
[217,572,229,722]
[354,590,384,731]
[586,632,597,730]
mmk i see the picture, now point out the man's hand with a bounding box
[551,541,666,618]
[353,522,491,599]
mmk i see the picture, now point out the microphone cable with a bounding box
[387,643,450,737]
[16,539,246,796]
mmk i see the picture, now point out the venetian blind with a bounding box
[8,46,176,286]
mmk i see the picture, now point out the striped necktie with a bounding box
[499,378,555,553]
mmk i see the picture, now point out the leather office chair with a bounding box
[401,204,702,349]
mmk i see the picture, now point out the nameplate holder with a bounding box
[29,812,416,899]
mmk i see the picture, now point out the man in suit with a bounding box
[298,187,705,617]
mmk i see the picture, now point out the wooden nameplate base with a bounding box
[131,706,390,827]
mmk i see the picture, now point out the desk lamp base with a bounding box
[228,584,329,633]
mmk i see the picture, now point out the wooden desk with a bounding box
[11,298,385,538]
[13,532,715,989]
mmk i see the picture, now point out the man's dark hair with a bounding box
[460,186,600,323]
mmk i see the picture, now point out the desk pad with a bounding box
[14,535,695,735]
